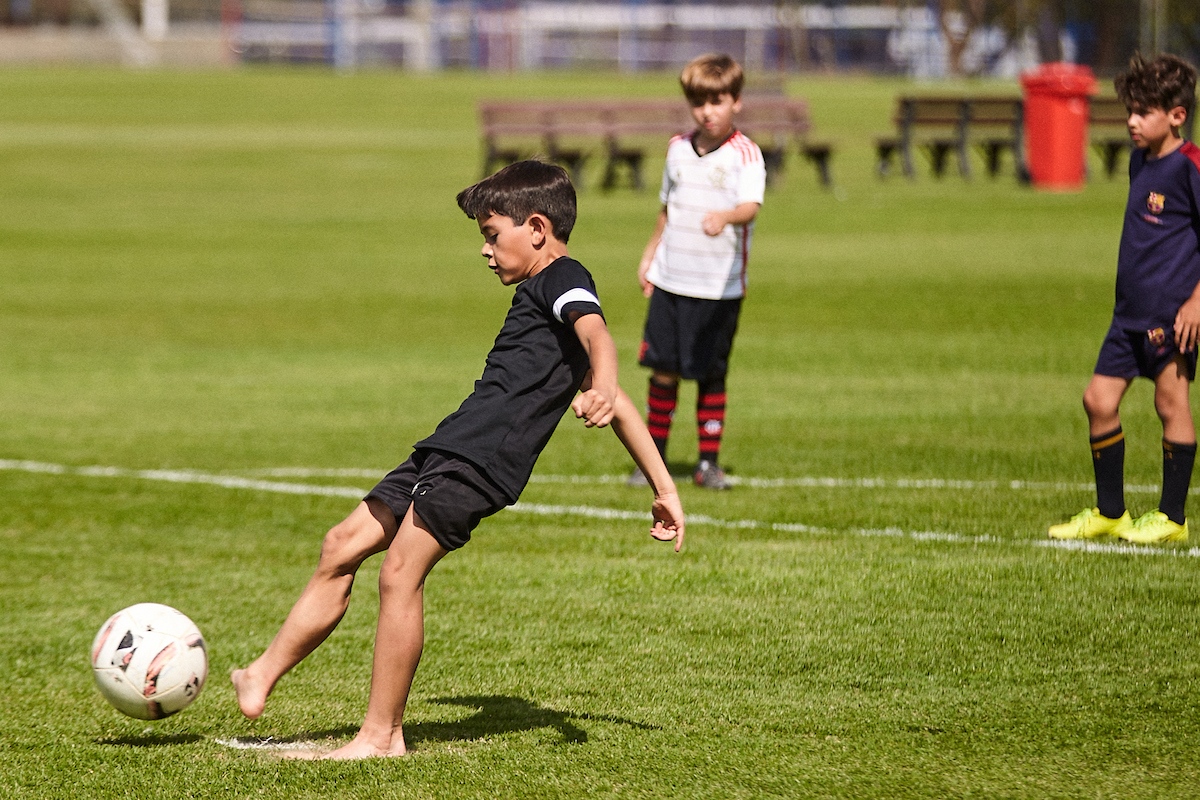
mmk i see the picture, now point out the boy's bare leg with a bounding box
[232,499,398,719]
[1154,358,1196,444]
[323,506,447,760]
[1083,373,1131,436]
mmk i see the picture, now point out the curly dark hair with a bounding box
[457,160,576,243]
[1114,52,1197,115]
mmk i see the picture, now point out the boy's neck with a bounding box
[694,126,734,155]
[1147,133,1185,159]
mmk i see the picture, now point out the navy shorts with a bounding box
[366,450,509,551]
[638,288,742,382]
[1094,323,1197,381]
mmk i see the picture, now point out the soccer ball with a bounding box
[90,603,208,720]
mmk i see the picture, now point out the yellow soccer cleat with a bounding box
[1117,511,1189,544]
[1048,508,1133,540]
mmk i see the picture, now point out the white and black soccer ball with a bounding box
[90,603,208,720]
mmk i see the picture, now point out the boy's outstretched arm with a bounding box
[570,313,685,551]
[610,388,686,551]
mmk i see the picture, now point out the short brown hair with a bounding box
[456,160,577,243]
[680,53,745,106]
[1115,52,1196,116]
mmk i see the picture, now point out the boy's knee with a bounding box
[319,509,389,574]
[1082,383,1120,420]
[377,549,425,599]
[1155,389,1192,422]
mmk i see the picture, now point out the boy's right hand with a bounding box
[650,491,685,552]
[637,257,654,298]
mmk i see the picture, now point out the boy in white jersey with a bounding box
[630,53,766,490]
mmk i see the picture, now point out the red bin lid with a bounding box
[1020,62,1097,96]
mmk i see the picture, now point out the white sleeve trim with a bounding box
[552,288,601,322]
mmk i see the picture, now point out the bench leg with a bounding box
[762,147,784,187]
[928,143,951,178]
[876,141,896,178]
[602,153,644,192]
[803,146,833,188]
[984,143,1003,177]
[1102,142,1126,178]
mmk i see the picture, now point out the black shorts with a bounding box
[1094,323,1198,381]
[366,450,509,551]
[638,288,742,382]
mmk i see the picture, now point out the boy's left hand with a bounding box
[701,211,727,236]
[1176,296,1200,352]
[572,389,615,428]
[650,491,685,552]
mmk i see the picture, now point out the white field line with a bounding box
[3,459,1198,558]
[214,737,324,752]
[243,466,1167,496]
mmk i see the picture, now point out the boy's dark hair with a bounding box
[1115,52,1197,117]
[680,53,745,106]
[456,160,577,243]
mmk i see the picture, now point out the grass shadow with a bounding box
[96,733,204,747]
[406,695,660,747]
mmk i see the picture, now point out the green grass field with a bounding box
[2,66,1199,798]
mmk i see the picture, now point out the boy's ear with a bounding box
[527,213,552,246]
[1169,105,1188,129]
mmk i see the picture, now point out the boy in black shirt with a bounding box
[232,161,685,758]
[1049,53,1200,544]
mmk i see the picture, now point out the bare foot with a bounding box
[230,667,269,720]
[320,736,407,760]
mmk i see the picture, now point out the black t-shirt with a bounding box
[1114,142,1200,330]
[414,256,604,502]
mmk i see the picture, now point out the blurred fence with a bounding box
[0,0,1196,76]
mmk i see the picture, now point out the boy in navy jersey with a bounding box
[232,161,685,759]
[1050,53,1200,544]
[629,53,766,491]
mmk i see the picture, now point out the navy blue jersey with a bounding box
[1113,141,1200,330]
[415,257,603,502]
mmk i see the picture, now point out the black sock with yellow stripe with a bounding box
[1160,439,1195,525]
[1091,426,1126,519]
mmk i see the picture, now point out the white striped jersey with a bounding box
[645,129,766,300]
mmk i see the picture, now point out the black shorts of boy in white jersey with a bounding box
[368,256,603,550]
[638,287,742,382]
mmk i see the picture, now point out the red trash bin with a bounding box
[1020,63,1098,190]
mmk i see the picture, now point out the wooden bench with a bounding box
[478,98,834,190]
[967,96,1027,181]
[478,101,595,186]
[737,97,834,188]
[876,96,968,178]
[877,96,1024,180]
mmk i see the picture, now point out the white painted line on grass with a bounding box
[0,459,365,498]
[4,459,1198,558]
[215,737,324,752]
[243,467,1166,495]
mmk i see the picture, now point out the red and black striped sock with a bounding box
[646,378,678,458]
[697,384,727,466]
